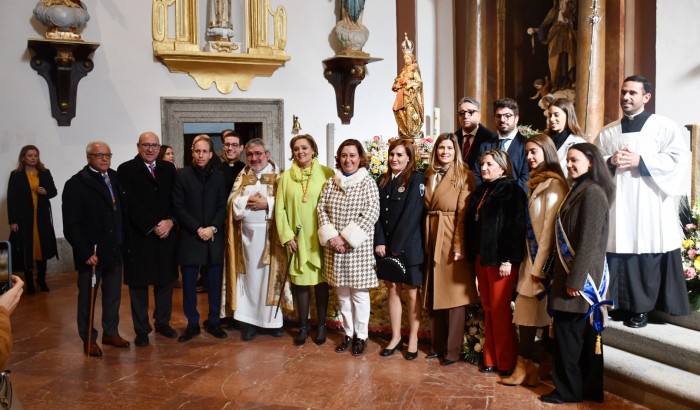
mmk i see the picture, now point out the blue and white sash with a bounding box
[555,214,614,334]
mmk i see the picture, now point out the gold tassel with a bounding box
[549,319,554,339]
[595,333,602,355]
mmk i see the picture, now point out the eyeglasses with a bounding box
[139,143,160,149]
[494,113,515,120]
[88,153,113,159]
[247,151,265,158]
[458,109,479,117]
[223,143,240,148]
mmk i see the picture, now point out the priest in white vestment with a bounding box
[595,75,691,328]
[221,138,291,341]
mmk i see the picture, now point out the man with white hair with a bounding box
[63,141,130,356]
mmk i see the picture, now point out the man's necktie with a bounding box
[148,163,156,180]
[102,173,116,209]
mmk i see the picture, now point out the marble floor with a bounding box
[7,272,647,409]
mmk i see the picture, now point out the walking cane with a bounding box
[86,245,97,356]
[275,225,301,318]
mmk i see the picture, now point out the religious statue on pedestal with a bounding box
[392,33,424,139]
[206,0,239,53]
[334,0,369,56]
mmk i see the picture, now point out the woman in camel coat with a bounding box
[423,133,478,366]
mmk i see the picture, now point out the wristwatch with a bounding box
[210,226,218,234]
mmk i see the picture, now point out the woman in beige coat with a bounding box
[503,134,568,386]
[423,133,477,366]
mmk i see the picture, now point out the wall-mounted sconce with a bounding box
[27,39,99,126]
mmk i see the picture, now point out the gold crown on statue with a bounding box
[401,32,414,55]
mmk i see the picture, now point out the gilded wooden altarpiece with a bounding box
[152,0,290,93]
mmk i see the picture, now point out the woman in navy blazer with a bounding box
[374,139,425,360]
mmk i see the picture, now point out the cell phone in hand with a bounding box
[0,241,13,294]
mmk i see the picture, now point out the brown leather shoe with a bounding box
[102,335,131,348]
[83,342,102,357]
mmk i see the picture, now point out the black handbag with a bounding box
[542,251,556,276]
[376,256,406,283]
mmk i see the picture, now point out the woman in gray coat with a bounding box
[541,143,615,404]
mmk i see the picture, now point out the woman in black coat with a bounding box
[465,148,527,376]
[7,145,58,294]
[374,139,425,360]
[540,143,614,404]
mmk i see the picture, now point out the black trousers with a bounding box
[552,310,604,402]
[77,264,123,343]
[129,281,174,336]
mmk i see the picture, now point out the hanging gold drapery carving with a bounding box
[151,0,289,93]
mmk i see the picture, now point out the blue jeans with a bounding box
[181,264,223,327]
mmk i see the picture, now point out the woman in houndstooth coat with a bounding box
[318,139,380,356]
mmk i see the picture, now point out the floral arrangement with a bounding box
[364,135,390,180]
[462,303,485,364]
[414,136,434,172]
[364,135,436,177]
[681,199,700,310]
[518,124,540,138]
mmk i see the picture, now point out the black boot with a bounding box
[314,282,329,345]
[314,323,327,345]
[36,259,49,292]
[294,322,309,346]
[292,283,310,346]
[25,269,36,295]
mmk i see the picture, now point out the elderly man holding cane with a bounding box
[63,141,130,357]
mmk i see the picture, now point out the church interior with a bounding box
[1,0,699,408]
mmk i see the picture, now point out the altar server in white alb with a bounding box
[595,75,691,329]
[223,138,291,341]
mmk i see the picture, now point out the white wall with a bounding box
[0,1,398,237]
[655,0,700,129]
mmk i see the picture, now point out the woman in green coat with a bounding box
[276,135,335,345]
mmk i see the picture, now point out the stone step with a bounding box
[604,319,700,374]
[604,345,700,409]
[651,309,700,332]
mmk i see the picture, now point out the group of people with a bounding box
[5,74,690,406]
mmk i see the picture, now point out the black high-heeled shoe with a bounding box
[335,335,352,353]
[380,340,403,357]
[405,350,418,360]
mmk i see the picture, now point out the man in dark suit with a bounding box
[173,134,228,342]
[454,97,497,173]
[63,141,130,357]
[474,98,529,192]
[118,132,179,347]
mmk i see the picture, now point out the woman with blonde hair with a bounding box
[375,139,425,360]
[423,133,477,366]
[466,148,527,375]
[502,134,568,386]
[7,145,58,294]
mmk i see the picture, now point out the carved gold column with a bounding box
[575,0,605,140]
[465,0,488,112]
